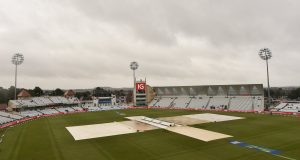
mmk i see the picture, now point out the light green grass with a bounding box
[0,109,299,160]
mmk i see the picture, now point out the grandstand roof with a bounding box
[153,84,264,96]
[17,89,31,98]
[64,90,75,97]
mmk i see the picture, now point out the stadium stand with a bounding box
[207,96,230,109]
[188,96,210,109]
[153,97,176,107]
[148,97,159,106]
[150,84,265,111]
[72,106,84,111]
[100,105,126,110]
[0,111,23,119]
[39,97,54,105]
[56,107,75,113]
[48,97,62,104]
[275,102,300,113]
[0,95,127,127]
[59,97,72,104]
[172,96,190,108]
[0,116,14,125]
[151,95,261,111]
[8,96,80,111]
[274,103,288,111]
[38,108,59,115]
[229,96,253,110]
[18,99,38,107]
[82,103,102,112]
[67,97,80,104]
[32,97,46,106]
[253,96,264,111]
[20,110,41,117]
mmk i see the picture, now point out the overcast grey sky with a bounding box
[1,0,300,89]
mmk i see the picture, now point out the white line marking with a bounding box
[274,154,297,160]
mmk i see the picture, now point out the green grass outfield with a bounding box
[0,109,300,160]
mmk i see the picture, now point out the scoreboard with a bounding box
[135,81,146,106]
[136,82,146,93]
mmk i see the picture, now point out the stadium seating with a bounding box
[101,106,114,110]
[187,96,210,109]
[172,97,190,108]
[82,103,101,111]
[278,103,300,112]
[72,106,84,111]
[100,105,126,110]
[10,100,22,107]
[10,96,80,107]
[253,96,264,111]
[48,97,62,104]
[148,97,159,106]
[229,97,253,110]
[39,97,54,105]
[0,111,23,119]
[274,103,287,110]
[116,105,128,109]
[149,96,264,111]
[56,107,75,113]
[207,96,230,109]
[0,116,14,124]
[82,103,93,108]
[32,97,45,106]
[18,99,38,107]
[20,110,42,117]
[0,99,129,127]
[154,97,176,107]
[38,108,59,114]
[270,102,300,113]
[58,97,71,104]
[88,106,102,111]
[67,97,80,104]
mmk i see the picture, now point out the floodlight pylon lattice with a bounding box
[12,53,24,100]
[258,48,272,108]
[130,61,139,106]
[259,48,272,60]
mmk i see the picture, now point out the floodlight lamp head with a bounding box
[12,53,24,65]
[259,48,272,60]
[130,61,139,70]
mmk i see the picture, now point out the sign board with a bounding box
[230,141,281,155]
[136,82,146,92]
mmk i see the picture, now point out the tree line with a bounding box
[264,87,300,100]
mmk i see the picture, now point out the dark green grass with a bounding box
[0,109,299,160]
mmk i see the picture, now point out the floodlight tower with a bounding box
[12,53,24,100]
[130,61,139,106]
[259,48,272,108]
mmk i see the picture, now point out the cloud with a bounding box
[0,0,300,89]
